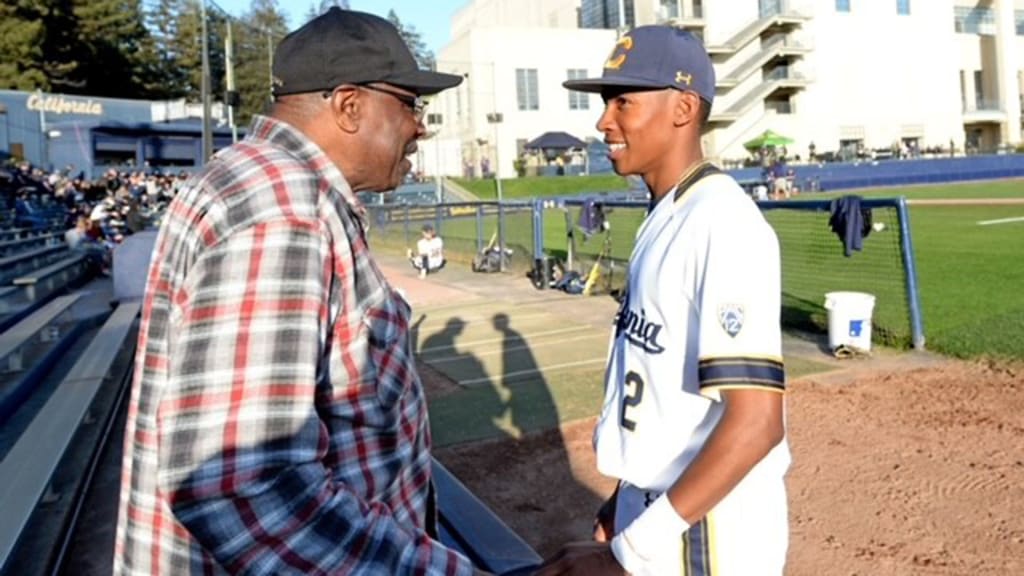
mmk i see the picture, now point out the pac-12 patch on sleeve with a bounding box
[717,304,744,337]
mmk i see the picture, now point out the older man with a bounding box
[115,9,486,575]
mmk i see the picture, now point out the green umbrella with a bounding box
[743,129,795,150]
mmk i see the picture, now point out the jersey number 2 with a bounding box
[620,371,645,431]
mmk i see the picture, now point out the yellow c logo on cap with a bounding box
[604,36,633,70]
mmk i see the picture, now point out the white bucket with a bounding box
[824,292,876,351]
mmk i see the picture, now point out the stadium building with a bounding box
[428,0,1024,179]
[0,90,236,177]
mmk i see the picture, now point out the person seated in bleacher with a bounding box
[407,223,445,278]
[65,215,111,275]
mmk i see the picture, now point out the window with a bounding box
[658,0,679,21]
[836,0,850,13]
[954,6,995,35]
[516,68,539,111]
[897,0,909,15]
[1016,10,1024,35]
[566,69,589,110]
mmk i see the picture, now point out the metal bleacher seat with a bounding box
[0,244,70,283]
[433,459,542,575]
[0,300,141,572]
[0,294,85,426]
[12,253,89,302]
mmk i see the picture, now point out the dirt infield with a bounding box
[432,359,1024,575]
[377,252,1022,574]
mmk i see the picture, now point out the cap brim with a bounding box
[563,76,666,93]
[387,69,464,96]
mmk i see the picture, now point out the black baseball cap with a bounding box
[272,8,463,97]
[563,25,715,105]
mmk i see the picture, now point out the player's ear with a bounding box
[672,90,701,128]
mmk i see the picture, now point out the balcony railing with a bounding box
[963,99,1003,113]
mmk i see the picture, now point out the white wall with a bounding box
[438,0,1024,170]
[436,27,616,178]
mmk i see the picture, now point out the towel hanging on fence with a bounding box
[828,195,873,257]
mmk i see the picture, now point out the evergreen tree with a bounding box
[145,0,192,99]
[0,1,54,90]
[386,9,435,70]
[141,0,228,102]
[232,0,289,125]
[304,0,349,23]
[70,0,157,97]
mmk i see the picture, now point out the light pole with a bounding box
[426,112,443,203]
[486,111,504,271]
[199,0,213,162]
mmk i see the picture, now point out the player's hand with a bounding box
[593,495,616,542]
[535,542,625,576]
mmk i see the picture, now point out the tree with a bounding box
[303,0,349,23]
[232,0,289,125]
[143,0,227,102]
[70,0,163,97]
[0,1,61,91]
[386,9,435,70]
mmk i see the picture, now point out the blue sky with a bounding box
[212,0,468,53]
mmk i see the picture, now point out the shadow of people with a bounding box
[419,317,508,447]
[491,312,560,436]
[489,312,596,558]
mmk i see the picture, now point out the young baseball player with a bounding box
[538,26,789,576]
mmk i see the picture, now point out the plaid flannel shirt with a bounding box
[114,115,473,575]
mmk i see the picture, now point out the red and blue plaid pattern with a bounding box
[114,115,472,575]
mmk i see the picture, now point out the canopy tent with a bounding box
[524,131,586,151]
[743,129,794,151]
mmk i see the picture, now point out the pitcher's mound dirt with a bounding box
[432,360,1024,575]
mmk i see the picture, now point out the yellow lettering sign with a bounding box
[26,93,104,116]
[604,36,634,71]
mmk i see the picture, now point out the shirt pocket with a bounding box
[360,285,414,414]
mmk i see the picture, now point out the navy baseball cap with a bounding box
[563,25,715,104]
[272,8,462,97]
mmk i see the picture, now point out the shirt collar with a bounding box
[244,114,367,223]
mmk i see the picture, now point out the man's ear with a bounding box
[672,90,701,128]
[328,86,361,134]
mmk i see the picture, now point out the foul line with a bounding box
[458,357,607,386]
[977,216,1024,226]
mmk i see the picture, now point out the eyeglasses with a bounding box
[324,84,427,122]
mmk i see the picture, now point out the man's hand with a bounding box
[593,495,616,542]
[535,542,625,576]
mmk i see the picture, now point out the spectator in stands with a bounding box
[65,215,110,275]
[114,9,488,576]
[408,223,445,278]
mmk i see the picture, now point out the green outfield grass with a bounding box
[902,204,1024,359]
[384,177,1024,361]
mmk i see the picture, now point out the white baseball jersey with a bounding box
[595,164,790,575]
[416,236,444,269]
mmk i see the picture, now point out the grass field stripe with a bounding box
[977,216,1024,226]
[458,357,606,385]
[425,332,609,364]
[419,326,591,353]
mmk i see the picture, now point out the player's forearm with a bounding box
[665,394,784,523]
